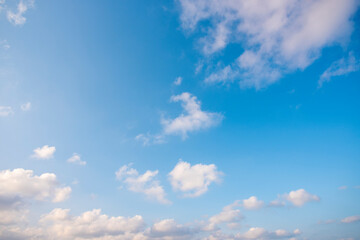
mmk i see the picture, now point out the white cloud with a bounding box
[137,93,222,144]
[161,92,223,139]
[283,189,319,207]
[0,199,303,240]
[179,0,359,89]
[0,168,71,203]
[235,227,301,240]
[135,133,165,146]
[0,40,10,50]
[7,0,34,25]
[40,208,146,240]
[20,102,31,111]
[168,160,222,197]
[319,52,360,87]
[147,218,198,239]
[205,201,242,231]
[32,145,56,159]
[174,76,183,86]
[0,106,13,117]
[0,168,71,225]
[116,164,171,204]
[341,215,360,223]
[67,153,86,166]
[242,196,265,210]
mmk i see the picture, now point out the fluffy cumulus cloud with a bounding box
[32,145,56,159]
[161,92,223,139]
[341,215,360,223]
[205,201,243,231]
[0,106,13,117]
[7,0,34,25]
[116,164,170,204]
[0,168,71,227]
[241,189,320,209]
[0,168,71,203]
[147,218,198,239]
[319,52,360,87]
[242,196,265,210]
[283,189,320,207]
[0,200,303,240]
[67,153,86,166]
[40,208,146,240]
[178,0,359,89]
[168,160,222,197]
[236,227,301,240]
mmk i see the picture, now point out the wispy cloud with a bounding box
[319,52,360,87]
[116,164,171,204]
[161,92,223,139]
[341,215,360,224]
[179,0,359,89]
[174,76,183,86]
[20,102,31,111]
[0,106,13,117]
[136,92,223,145]
[7,0,34,25]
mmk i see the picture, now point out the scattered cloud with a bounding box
[283,189,320,207]
[0,40,10,50]
[205,200,242,231]
[7,0,34,25]
[174,76,183,86]
[178,0,359,89]
[338,186,348,190]
[341,215,360,223]
[116,164,171,204]
[0,106,13,117]
[204,227,301,240]
[235,227,301,240]
[147,218,198,239]
[319,52,360,87]
[161,92,223,139]
[0,196,303,240]
[135,133,165,146]
[168,160,222,197]
[67,153,86,166]
[32,145,56,159]
[137,92,223,144]
[40,208,146,240]
[242,196,265,210]
[20,102,31,111]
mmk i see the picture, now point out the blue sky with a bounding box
[0,0,360,239]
